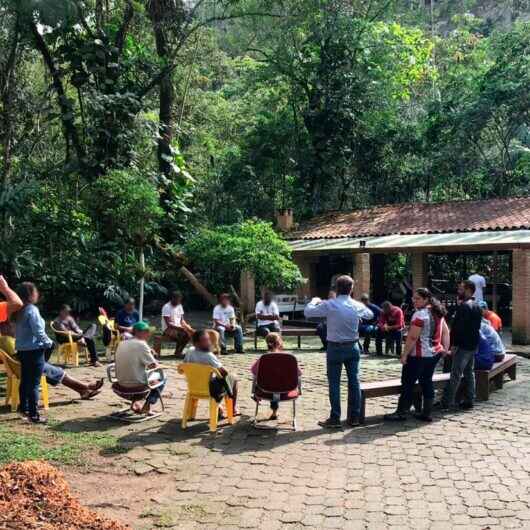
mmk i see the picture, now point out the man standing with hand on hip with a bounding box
[305,275,373,428]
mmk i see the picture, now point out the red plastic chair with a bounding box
[252,352,301,430]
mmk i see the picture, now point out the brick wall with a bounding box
[512,249,530,344]
[353,253,371,299]
[411,253,428,292]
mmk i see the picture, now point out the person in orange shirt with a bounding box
[0,275,23,323]
[479,301,502,333]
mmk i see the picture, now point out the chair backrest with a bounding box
[0,335,16,358]
[255,353,299,394]
[0,348,21,379]
[179,363,219,397]
[50,321,74,344]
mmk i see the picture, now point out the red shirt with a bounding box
[378,306,404,331]
[0,302,7,323]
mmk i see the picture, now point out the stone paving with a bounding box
[6,334,530,529]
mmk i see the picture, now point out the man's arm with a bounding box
[0,275,22,317]
[304,298,329,319]
[354,301,374,321]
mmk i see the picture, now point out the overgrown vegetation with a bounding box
[0,0,528,307]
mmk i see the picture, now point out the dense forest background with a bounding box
[0,0,529,311]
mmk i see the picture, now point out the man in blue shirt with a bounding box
[305,275,373,428]
[359,293,381,354]
[116,298,140,339]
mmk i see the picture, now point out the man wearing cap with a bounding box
[115,321,166,414]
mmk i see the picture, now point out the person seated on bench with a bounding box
[359,293,381,354]
[475,319,505,370]
[250,333,302,420]
[316,290,336,351]
[184,329,240,416]
[0,320,103,400]
[161,291,194,357]
[115,321,166,414]
[479,301,502,333]
[385,289,449,423]
[53,304,101,367]
[116,298,140,339]
[376,301,404,356]
[255,291,281,337]
[213,293,244,354]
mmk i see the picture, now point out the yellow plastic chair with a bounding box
[98,315,121,362]
[0,346,49,412]
[50,321,88,367]
[178,363,235,433]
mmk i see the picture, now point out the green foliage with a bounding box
[184,220,303,293]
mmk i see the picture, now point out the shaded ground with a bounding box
[2,329,530,529]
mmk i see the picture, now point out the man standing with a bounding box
[441,280,482,410]
[255,291,281,337]
[305,275,373,428]
[359,293,381,354]
[376,301,404,356]
[160,292,194,357]
[213,293,244,354]
[468,271,486,303]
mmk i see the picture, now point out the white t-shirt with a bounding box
[213,304,236,326]
[469,274,486,303]
[184,348,222,369]
[255,301,280,327]
[115,338,157,386]
[161,302,184,332]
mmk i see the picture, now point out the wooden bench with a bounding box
[248,327,317,349]
[475,353,517,401]
[360,354,518,422]
[360,373,450,423]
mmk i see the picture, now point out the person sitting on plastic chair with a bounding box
[250,333,302,421]
[184,329,240,417]
[114,321,166,415]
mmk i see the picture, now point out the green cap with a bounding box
[133,321,151,332]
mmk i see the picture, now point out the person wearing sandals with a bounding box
[14,282,53,424]
[385,288,449,423]
[0,320,103,401]
[250,333,302,421]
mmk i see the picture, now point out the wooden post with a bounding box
[512,249,530,345]
[411,253,428,292]
[492,251,498,313]
[353,253,371,299]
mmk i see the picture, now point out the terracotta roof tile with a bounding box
[289,196,530,240]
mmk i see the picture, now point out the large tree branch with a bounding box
[115,0,135,54]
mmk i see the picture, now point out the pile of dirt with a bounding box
[0,461,130,530]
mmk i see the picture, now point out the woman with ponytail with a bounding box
[15,282,54,424]
[385,288,449,422]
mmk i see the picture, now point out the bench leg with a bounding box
[507,364,517,381]
[359,394,366,424]
[298,335,301,349]
[476,373,490,401]
[494,373,504,390]
[254,334,257,350]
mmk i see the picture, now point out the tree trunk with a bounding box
[139,247,146,320]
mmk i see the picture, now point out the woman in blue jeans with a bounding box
[385,288,449,423]
[15,282,54,424]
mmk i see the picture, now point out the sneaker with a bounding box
[432,401,449,411]
[90,361,103,367]
[318,418,342,429]
[383,411,407,422]
[29,416,47,424]
[413,412,433,422]
[346,417,361,427]
[459,401,474,410]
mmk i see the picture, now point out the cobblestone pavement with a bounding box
[11,335,530,529]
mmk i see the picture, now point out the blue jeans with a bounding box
[216,325,244,352]
[147,377,167,405]
[326,342,361,421]
[18,349,46,418]
[442,347,476,407]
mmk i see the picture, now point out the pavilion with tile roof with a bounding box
[277,196,530,344]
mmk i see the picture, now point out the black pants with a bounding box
[18,349,46,418]
[316,323,327,349]
[400,355,440,410]
[376,329,402,356]
[256,322,281,337]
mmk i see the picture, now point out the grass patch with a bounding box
[0,423,120,466]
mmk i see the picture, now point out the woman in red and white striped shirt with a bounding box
[385,288,449,423]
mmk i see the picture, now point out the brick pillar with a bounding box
[512,249,530,344]
[411,253,428,292]
[353,253,370,299]
[293,254,313,299]
[240,270,255,314]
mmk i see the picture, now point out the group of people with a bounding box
[305,274,505,428]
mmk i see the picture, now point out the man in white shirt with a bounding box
[213,293,244,354]
[468,272,486,303]
[304,275,373,429]
[115,321,166,415]
[255,291,281,337]
[159,291,194,358]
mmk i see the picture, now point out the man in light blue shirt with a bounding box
[305,275,373,428]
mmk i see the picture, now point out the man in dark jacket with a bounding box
[441,280,482,410]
